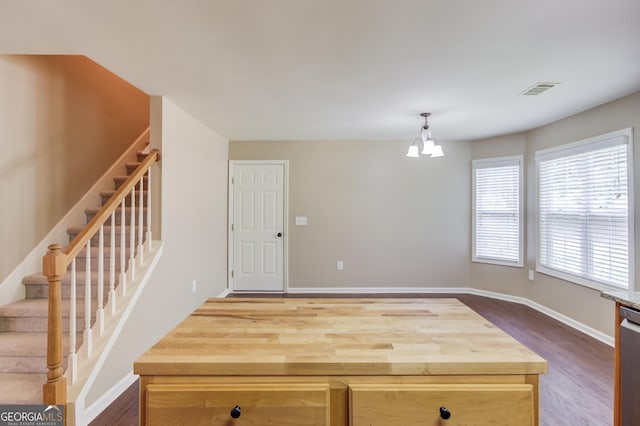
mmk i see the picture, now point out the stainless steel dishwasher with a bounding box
[620,305,640,425]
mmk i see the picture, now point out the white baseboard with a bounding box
[216,288,232,298]
[286,286,614,347]
[67,241,164,425]
[83,372,137,424]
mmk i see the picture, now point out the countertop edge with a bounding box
[600,290,640,310]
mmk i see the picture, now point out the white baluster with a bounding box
[119,198,127,296]
[138,173,144,266]
[84,241,92,358]
[128,188,136,281]
[69,258,77,384]
[97,225,105,336]
[146,167,153,253]
[110,211,117,315]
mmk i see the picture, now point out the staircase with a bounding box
[0,152,150,405]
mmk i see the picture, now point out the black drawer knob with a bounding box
[439,406,451,420]
[230,405,241,419]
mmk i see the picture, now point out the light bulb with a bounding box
[406,144,420,158]
[431,144,444,157]
[422,138,434,155]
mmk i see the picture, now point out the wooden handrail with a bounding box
[63,149,159,262]
[43,148,160,406]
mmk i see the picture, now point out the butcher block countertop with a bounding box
[134,298,547,377]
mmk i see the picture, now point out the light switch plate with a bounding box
[295,216,308,226]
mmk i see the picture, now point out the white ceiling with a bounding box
[1,0,639,142]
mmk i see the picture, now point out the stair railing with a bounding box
[42,149,160,406]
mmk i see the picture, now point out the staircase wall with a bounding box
[84,96,229,410]
[0,55,149,284]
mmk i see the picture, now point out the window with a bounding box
[472,156,523,267]
[536,128,634,290]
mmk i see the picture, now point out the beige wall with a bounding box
[230,139,471,289]
[469,91,640,337]
[231,92,640,337]
[523,91,640,336]
[469,134,527,297]
[86,97,229,406]
[0,55,149,282]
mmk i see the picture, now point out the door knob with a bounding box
[277,232,283,237]
[439,406,451,420]
[230,405,241,418]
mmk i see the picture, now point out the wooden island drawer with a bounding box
[349,383,534,426]
[146,383,331,425]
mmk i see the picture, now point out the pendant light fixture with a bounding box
[406,112,445,158]
[407,138,421,158]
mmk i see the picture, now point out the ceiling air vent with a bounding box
[520,82,560,96]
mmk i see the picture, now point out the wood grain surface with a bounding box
[134,298,546,377]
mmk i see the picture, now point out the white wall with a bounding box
[230,139,471,289]
[0,55,149,283]
[85,96,229,406]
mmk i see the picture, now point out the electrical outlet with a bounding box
[528,270,534,281]
[337,261,344,270]
[192,280,197,292]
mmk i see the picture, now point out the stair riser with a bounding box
[0,333,83,373]
[67,232,146,247]
[72,256,126,272]
[101,192,149,207]
[26,283,117,299]
[0,317,95,333]
[126,163,142,174]
[85,209,149,226]
[0,357,49,374]
[0,356,78,374]
[136,152,149,162]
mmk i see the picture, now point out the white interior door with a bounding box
[232,163,285,291]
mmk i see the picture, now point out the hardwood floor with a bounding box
[89,294,613,426]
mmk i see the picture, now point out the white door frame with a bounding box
[228,160,289,293]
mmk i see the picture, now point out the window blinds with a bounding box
[473,157,523,266]
[536,132,632,288]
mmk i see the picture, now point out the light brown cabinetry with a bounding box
[350,383,534,425]
[146,383,331,426]
[135,299,546,426]
[141,378,537,426]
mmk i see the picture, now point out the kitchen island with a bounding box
[134,298,547,425]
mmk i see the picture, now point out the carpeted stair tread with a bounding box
[125,162,142,174]
[23,271,118,287]
[0,147,148,402]
[85,205,148,215]
[22,270,119,301]
[0,332,50,356]
[100,189,147,196]
[0,298,97,318]
[85,206,148,225]
[23,272,119,299]
[0,373,45,404]
[113,174,148,189]
[0,332,81,357]
[136,150,149,162]
[67,224,147,235]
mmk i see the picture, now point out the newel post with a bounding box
[43,243,67,405]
